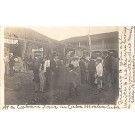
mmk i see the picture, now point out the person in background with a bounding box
[88,58,96,86]
[32,57,41,92]
[14,57,19,72]
[9,53,15,77]
[79,57,86,84]
[68,64,79,97]
[103,52,113,88]
[70,57,80,73]
[84,59,89,83]
[74,57,79,68]
[74,57,81,85]
[95,57,103,93]
[54,56,61,89]
[70,58,76,67]
[44,57,51,90]
[24,54,28,72]
[50,56,57,90]
[39,63,46,92]
[17,56,23,72]
[4,54,9,75]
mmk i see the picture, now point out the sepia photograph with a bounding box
[1,2,135,135]
[4,26,119,105]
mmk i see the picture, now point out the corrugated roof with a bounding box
[4,27,59,45]
[61,31,118,44]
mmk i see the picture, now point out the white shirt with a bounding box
[96,63,103,77]
[71,60,79,67]
[44,60,50,72]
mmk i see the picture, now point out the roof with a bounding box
[61,31,118,44]
[4,27,59,45]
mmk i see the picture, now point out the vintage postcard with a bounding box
[0,26,134,109]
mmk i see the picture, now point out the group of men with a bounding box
[4,53,29,77]
[32,56,63,92]
[32,51,119,94]
[5,51,119,96]
[69,52,119,89]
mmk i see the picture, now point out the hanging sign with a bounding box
[32,48,43,52]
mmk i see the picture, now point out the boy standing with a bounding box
[68,64,79,97]
[95,57,103,93]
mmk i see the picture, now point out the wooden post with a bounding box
[88,29,91,57]
[22,40,27,60]
[102,39,104,51]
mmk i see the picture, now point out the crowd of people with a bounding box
[4,53,32,77]
[4,51,119,97]
[32,56,63,92]
[68,52,119,95]
[31,51,119,96]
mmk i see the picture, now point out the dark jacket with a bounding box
[9,56,15,67]
[79,60,86,72]
[88,60,96,72]
[50,59,56,73]
[104,55,113,72]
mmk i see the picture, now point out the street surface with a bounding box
[5,70,118,105]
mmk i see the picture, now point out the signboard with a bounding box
[4,38,19,44]
[32,48,43,57]
[32,48,43,52]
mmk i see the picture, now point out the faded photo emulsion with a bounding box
[0,26,134,110]
[3,26,120,106]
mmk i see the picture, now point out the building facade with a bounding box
[60,31,119,59]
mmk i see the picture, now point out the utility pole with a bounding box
[88,28,91,58]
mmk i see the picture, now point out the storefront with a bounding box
[4,27,59,61]
[4,38,20,56]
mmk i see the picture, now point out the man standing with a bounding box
[9,53,15,77]
[32,57,41,92]
[103,52,113,88]
[4,54,9,75]
[79,57,86,84]
[44,57,51,90]
[50,57,57,90]
[88,58,96,86]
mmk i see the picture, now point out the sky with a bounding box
[31,26,118,41]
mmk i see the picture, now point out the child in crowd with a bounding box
[95,57,103,92]
[68,64,79,97]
